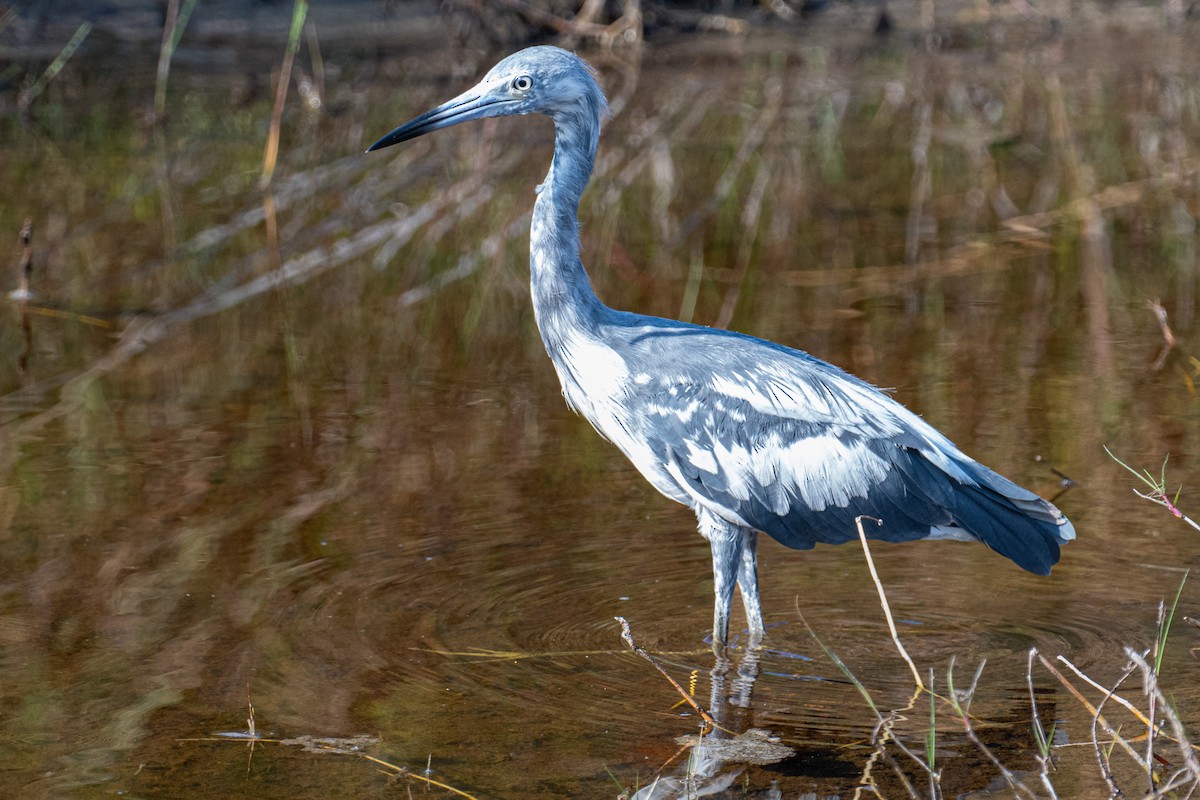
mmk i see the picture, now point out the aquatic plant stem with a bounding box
[1105,446,1200,532]
[17,21,91,114]
[153,0,198,121]
[1126,648,1200,787]
[855,516,923,690]
[1036,652,1150,770]
[1090,661,1136,798]
[262,0,309,189]
[1025,648,1060,800]
[358,754,480,799]
[614,616,719,732]
[946,658,1038,800]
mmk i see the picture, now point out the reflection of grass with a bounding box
[181,697,481,799]
[262,0,309,188]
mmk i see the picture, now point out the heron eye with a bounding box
[512,75,533,92]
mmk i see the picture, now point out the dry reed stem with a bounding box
[1026,648,1061,800]
[955,697,1039,800]
[1037,652,1150,770]
[1147,300,1177,371]
[865,712,922,799]
[1092,662,1136,798]
[944,658,1038,799]
[359,754,480,799]
[855,516,923,690]
[262,0,309,188]
[411,645,668,661]
[1057,654,1156,729]
[181,728,478,797]
[880,692,938,795]
[1126,649,1200,787]
[12,218,32,300]
[614,616,719,732]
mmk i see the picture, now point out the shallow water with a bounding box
[2,3,1200,797]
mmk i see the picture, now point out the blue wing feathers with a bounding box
[624,325,1071,575]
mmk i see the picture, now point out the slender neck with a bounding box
[529,108,606,348]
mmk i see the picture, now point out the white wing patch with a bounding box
[774,434,892,511]
[550,325,983,528]
[710,369,836,419]
[710,358,984,489]
[700,431,892,514]
[556,332,629,417]
[552,331,693,506]
[683,439,718,474]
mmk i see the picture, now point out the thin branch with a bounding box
[1127,649,1200,787]
[614,616,718,732]
[855,516,923,690]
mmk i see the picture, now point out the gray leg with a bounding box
[737,529,765,644]
[705,521,739,647]
[697,510,764,648]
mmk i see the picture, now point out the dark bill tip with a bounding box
[365,127,410,153]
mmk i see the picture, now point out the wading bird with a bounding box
[368,47,1074,648]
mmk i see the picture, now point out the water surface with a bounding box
[2,4,1200,797]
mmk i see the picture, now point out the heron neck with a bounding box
[529,111,607,348]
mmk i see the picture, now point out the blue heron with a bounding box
[368,47,1074,648]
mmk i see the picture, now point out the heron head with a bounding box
[367,46,608,152]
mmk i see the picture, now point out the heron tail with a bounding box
[944,461,1074,576]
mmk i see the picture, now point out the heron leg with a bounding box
[737,529,765,644]
[698,511,764,648]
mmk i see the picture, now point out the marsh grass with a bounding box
[152,0,198,123]
[618,453,1198,798]
[15,20,91,118]
[814,461,1199,799]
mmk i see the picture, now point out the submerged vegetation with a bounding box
[1,0,1199,797]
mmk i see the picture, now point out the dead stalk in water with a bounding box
[855,515,923,690]
[1091,661,1136,798]
[1126,648,1200,787]
[180,700,478,799]
[10,218,32,301]
[1026,649,1060,800]
[1147,300,1177,371]
[1055,654,1155,728]
[615,616,719,732]
[946,658,1038,800]
[1038,652,1151,770]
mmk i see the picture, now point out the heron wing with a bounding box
[615,325,1071,574]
